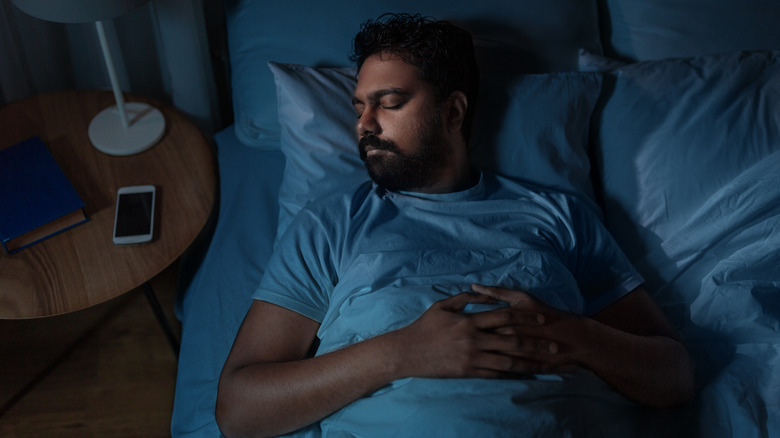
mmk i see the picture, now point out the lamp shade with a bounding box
[10,0,149,24]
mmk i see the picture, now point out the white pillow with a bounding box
[270,62,604,239]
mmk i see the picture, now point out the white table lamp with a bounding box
[11,0,165,156]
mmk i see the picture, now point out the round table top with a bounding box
[0,90,217,319]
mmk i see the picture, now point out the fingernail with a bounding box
[537,314,545,324]
[549,342,559,354]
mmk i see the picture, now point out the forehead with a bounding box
[354,53,430,98]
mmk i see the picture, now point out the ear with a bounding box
[444,91,468,134]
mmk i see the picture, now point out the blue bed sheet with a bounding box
[636,151,780,437]
[287,371,686,438]
[172,126,285,437]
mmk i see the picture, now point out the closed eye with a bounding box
[379,95,407,110]
[352,88,409,118]
[352,102,365,119]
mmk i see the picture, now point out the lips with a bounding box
[359,136,398,160]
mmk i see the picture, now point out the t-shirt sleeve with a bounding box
[556,195,644,315]
[253,208,335,322]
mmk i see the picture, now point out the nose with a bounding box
[357,107,380,138]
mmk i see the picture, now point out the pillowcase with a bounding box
[270,61,604,240]
[601,0,780,62]
[577,48,626,72]
[270,62,366,240]
[585,50,780,262]
[470,72,602,205]
[228,0,603,149]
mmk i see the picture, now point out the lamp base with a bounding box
[88,102,165,156]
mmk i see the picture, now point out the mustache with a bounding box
[359,135,400,158]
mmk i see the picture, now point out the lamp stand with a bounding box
[88,20,165,156]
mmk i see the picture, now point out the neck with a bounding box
[415,142,477,194]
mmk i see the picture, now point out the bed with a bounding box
[172,1,780,436]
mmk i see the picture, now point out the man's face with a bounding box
[352,53,451,192]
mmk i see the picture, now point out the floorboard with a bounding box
[0,263,181,437]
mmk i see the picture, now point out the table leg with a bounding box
[143,282,179,358]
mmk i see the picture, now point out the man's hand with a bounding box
[470,284,696,407]
[390,291,556,378]
[470,284,587,373]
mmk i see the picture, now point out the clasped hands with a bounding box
[392,284,586,379]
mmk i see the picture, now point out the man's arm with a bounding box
[216,301,394,437]
[472,284,696,408]
[216,294,546,437]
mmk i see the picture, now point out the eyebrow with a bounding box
[352,88,407,106]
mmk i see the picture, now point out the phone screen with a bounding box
[115,192,154,237]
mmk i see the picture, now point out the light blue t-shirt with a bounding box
[256,173,642,353]
[254,172,645,437]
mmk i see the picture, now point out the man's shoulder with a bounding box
[300,180,378,216]
[486,172,567,201]
[485,171,602,219]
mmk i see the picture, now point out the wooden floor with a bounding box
[0,262,181,437]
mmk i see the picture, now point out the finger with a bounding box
[477,331,559,356]
[494,324,550,336]
[507,338,560,355]
[436,292,495,312]
[471,284,535,308]
[469,308,545,330]
[472,351,547,375]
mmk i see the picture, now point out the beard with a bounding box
[358,113,449,192]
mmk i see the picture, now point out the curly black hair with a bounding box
[350,13,480,142]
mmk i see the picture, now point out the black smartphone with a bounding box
[112,185,156,245]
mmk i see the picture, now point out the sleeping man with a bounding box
[216,13,695,438]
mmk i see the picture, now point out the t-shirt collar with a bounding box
[388,171,486,202]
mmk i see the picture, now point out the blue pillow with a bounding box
[269,62,366,240]
[577,48,626,72]
[270,62,604,239]
[601,0,780,61]
[471,72,602,206]
[227,0,602,149]
[586,50,780,262]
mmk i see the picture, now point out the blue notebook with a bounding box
[0,137,89,254]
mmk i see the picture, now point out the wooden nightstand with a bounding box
[0,91,216,351]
